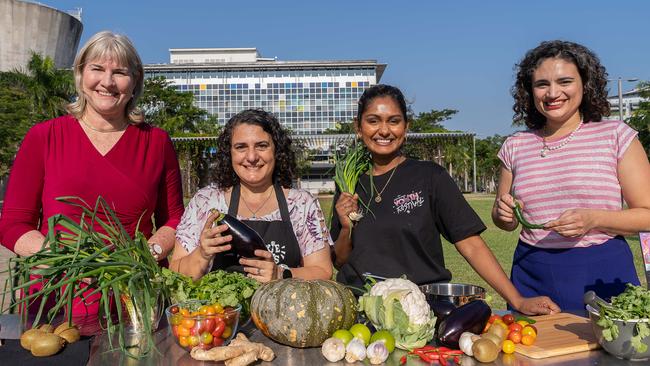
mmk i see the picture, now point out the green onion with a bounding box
[1,196,168,358]
[333,143,372,223]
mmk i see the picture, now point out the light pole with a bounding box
[610,77,639,121]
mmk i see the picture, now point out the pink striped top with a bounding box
[498,120,638,248]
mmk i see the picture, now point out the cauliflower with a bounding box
[369,278,430,325]
[359,277,437,350]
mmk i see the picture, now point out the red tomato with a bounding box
[508,323,523,333]
[203,317,217,334]
[190,320,202,335]
[488,314,501,324]
[169,305,179,314]
[176,325,190,337]
[212,337,224,347]
[502,313,515,325]
[508,330,522,344]
[212,319,226,338]
[171,325,179,337]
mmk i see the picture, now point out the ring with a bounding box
[257,268,261,275]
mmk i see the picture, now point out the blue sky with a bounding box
[42,0,649,137]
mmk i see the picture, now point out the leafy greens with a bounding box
[596,284,650,353]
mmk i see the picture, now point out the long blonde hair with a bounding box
[66,31,144,123]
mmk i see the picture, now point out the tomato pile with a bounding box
[168,302,239,351]
[484,313,538,354]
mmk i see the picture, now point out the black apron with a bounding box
[210,184,302,272]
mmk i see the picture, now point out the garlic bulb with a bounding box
[366,341,389,364]
[459,331,480,356]
[345,338,366,363]
[321,337,346,362]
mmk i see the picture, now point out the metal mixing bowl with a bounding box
[586,304,650,361]
[418,283,486,307]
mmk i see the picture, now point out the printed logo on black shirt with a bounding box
[393,190,424,214]
[266,240,286,264]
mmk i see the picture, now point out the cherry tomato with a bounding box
[200,332,214,345]
[223,308,238,325]
[181,318,196,329]
[170,313,182,326]
[508,330,522,344]
[521,334,535,346]
[488,314,501,324]
[502,313,515,325]
[179,308,190,317]
[522,326,537,338]
[169,305,179,314]
[212,336,224,347]
[176,325,190,337]
[202,317,216,334]
[171,325,179,337]
[191,320,203,335]
[516,320,529,327]
[179,335,190,347]
[222,325,232,339]
[213,303,224,314]
[188,335,200,347]
[508,323,523,333]
[212,319,226,338]
[527,324,538,334]
[502,339,516,354]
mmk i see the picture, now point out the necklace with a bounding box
[79,118,129,133]
[370,159,402,203]
[540,120,583,157]
[240,188,274,218]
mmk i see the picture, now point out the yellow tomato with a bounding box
[522,326,537,338]
[222,325,232,339]
[521,334,535,346]
[179,308,190,317]
[213,303,224,314]
[502,339,516,354]
[176,326,190,337]
[181,318,196,329]
[178,335,190,347]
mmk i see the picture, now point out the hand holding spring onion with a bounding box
[333,144,371,224]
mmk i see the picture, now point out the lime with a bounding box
[349,323,372,346]
[331,329,354,345]
[370,330,395,353]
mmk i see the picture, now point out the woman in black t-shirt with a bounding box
[330,84,560,315]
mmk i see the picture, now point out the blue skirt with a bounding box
[510,236,640,311]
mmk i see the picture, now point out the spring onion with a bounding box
[333,143,371,222]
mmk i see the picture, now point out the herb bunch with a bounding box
[333,143,371,222]
[596,284,650,353]
[1,196,168,358]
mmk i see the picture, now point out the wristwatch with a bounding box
[149,243,163,258]
[279,264,293,279]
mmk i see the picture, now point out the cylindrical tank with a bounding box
[0,0,83,71]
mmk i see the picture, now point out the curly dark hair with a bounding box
[356,84,409,127]
[512,40,610,129]
[212,109,296,189]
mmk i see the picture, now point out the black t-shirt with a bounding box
[330,158,486,288]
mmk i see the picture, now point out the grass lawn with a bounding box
[319,194,647,310]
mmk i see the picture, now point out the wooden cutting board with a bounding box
[514,312,601,359]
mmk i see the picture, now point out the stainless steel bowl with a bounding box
[418,283,486,307]
[586,304,650,361]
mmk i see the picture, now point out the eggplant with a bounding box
[436,300,491,349]
[211,210,267,258]
[429,300,457,336]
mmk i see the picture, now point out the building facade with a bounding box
[605,87,648,121]
[0,0,83,71]
[144,48,386,134]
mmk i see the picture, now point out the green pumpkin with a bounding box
[250,279,357,348]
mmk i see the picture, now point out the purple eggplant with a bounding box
[436,300,491,349]
[211,210,267,258]
[429,300,457,336]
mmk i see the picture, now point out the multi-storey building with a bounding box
[605,87,648,121]
[144,48,386,134]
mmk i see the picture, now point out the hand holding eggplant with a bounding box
[199,211,233,260]
[335,192,360,229]
[240,249,277,283]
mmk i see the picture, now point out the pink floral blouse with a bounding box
[176,186,333,258]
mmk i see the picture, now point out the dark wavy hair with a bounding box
[356,84,409,127]
[512,40,610,129]
[212,109,296,189]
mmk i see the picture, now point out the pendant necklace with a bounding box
[79,118,129,133]
[370,158,401,203]
[540,120,583,158]
[241,188,274,218]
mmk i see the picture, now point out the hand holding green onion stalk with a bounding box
[333,143,372,223]
[1,196,168,358]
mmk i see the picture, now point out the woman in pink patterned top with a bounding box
[492,40,650,310]
[170,109,333,282]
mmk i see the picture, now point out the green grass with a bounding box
[319,194,647,310]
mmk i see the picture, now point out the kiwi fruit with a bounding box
[20,329,46,350]
[30,333,66,357]
[472,338,500,363]
[482,332,504,348]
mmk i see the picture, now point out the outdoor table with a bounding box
[0,312,640,366]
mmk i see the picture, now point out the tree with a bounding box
[409,109,458,133]
[628,81,650,158]
[475,135,505,193]
[0,85,33,176]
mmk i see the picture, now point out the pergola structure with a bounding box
[171,132,477,192]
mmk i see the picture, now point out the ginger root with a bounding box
[189,333,275,366]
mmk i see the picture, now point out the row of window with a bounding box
[148,69,375,80]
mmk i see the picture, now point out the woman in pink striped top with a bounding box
[492,40,650,311]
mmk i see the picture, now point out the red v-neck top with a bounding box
[0,115,185,251]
